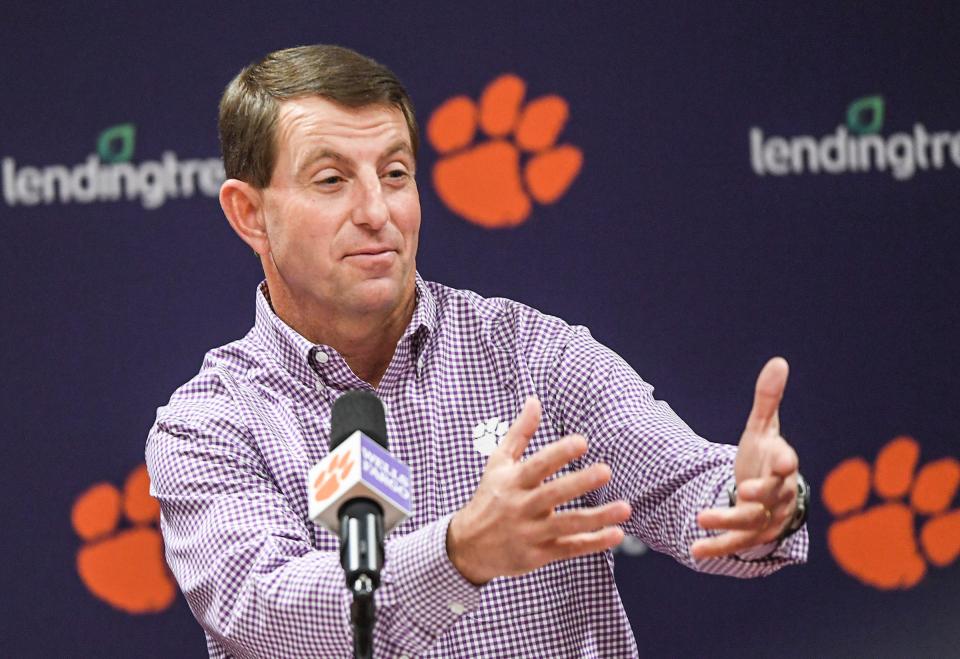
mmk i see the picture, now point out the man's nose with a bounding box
[351,173,389,230]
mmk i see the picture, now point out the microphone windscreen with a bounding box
[330,390,387,450]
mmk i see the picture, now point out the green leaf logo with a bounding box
[846,96,884,135]
[97,123,136,163]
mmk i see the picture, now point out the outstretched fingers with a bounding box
[538,501,631,539]
[691,529,763,560]
[744,357,789,435]
[544,527,626,562]
[526,460,609,510]
[517,434,589,488]
[698,502,773,532]
[736,474,790,506]
[457,398,635,580]
[496,397,542,463]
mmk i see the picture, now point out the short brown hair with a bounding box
[218,44,418,188]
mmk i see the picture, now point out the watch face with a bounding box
[798,475,811,507]
[792,476,810,528]
[779,475,810,539]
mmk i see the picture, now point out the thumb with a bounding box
[744,357,789,435]
[496,397,542,462]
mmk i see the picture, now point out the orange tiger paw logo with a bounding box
[71,464,176,613]
[313,451,355,502]
[823,436,960,589]
[427,74,583,228]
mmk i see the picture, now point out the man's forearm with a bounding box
[149,426,479,657]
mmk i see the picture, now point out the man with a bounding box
[146,44,808,658]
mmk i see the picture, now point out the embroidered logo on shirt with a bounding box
[473,417,510,456]
[71,463,177,614]
[822,435,960,589]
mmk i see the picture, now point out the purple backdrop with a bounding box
[2,3,958,656]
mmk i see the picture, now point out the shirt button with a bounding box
[315,380,324,393]
[448,601,466,615]
[315,350,329,364]
[416,355,425,371]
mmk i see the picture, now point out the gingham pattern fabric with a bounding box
[146,274,808,658]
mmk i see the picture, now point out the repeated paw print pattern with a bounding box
[473,417,509,456]
[823,436,960,589]
[71,464,176,614]
[427,74,583,228]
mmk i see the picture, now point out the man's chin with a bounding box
[344,276,411,315]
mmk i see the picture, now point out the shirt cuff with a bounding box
[380,513,481,652]
[735,539,779,560]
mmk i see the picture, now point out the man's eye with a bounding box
[385,170,408,179]
[316,176,342,185]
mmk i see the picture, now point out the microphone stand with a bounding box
[340,499,384,659]
[350,575,375,659]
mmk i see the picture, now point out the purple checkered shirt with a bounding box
[146,274,808,658]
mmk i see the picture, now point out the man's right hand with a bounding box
[446,397,632,586]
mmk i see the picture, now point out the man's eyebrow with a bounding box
[296,147,351,174]
[295,141,414,175]
[381,141,414,160]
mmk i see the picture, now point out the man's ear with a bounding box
[220,179,270,255]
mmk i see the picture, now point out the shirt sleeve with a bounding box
[146,417,480,659]
[542,325,808,577]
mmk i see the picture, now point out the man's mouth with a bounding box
[348,248,394,256]
[343,247,398,267]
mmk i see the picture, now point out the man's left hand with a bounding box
[691,357,799,559]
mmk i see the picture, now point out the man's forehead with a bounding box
[276,96,410,146]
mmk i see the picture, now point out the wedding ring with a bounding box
[761,506,772,530]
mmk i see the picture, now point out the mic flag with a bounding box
[308,396,413,534]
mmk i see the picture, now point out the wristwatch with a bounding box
[727,473,810,540]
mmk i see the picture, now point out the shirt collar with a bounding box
[406,271,438,344]
[252,282,318,387]
[251,272,438,388]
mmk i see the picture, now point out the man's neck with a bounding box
[265,281,417,389]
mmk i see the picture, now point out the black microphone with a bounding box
[329,390,389,596]
[327,390,391,659]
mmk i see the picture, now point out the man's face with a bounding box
[260,96,420,319]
